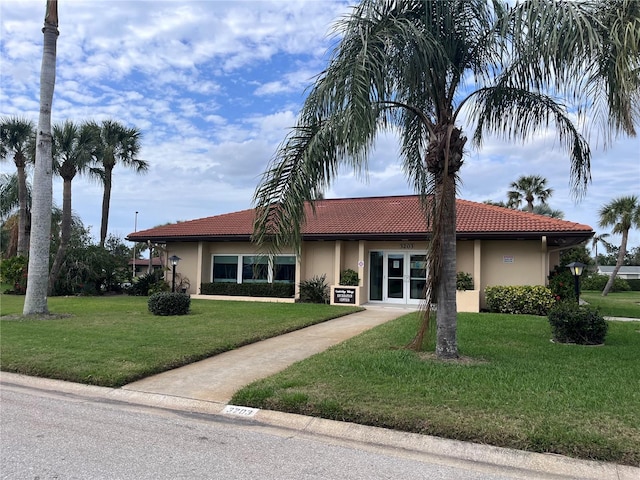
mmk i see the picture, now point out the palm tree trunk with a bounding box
[99,166,113,247]
[48,177,71,295]
[602,230,628,296]
[24,0,58,315]
[435,176,458,358]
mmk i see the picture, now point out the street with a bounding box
[0,382,519,480]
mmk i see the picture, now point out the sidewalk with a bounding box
[122,305,412,403]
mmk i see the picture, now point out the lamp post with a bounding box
[566,261,586,303]
[132,211,138,278]
[169,255,181,292]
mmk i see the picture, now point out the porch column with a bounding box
[196,241,204,294]
[473,240,482,290]
[358,240,366,286]
[541,236,548,285]
[334,240,342,285]
[295,253,302,299]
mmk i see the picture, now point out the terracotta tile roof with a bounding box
[127,195,593,243]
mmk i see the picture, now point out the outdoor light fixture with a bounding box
[169,255,181,292]
[566,261,586,303]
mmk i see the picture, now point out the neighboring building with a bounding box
[129,257,164,277]
[597,266,640,280]
[126,195,594,311]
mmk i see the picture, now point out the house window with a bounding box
[273,255,296,283]
[212,255,238,283]
[212,254,296,284]
[242,256,269,283]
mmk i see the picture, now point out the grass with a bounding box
[0,294,361,387]
[2,290,639,465]
[232,293,640,466]
[581,290,640,318]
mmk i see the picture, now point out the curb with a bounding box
[2,372,638,480]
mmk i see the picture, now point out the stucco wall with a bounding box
[301,241,335,283]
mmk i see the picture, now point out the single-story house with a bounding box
[597,266,640,280]
[126,195,594,311]
[129,257,164,277]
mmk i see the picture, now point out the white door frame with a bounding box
[370,251,427,305]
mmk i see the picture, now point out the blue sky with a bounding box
[1,0,639,250]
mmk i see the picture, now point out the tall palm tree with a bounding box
[0,117,35,256]
[507,175,553,212]
[48,120,99,294]
[94,120,147,247]
[252,0,639,359]
[24,0,58,315]
[598,196,640,296]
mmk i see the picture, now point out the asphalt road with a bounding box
[0,383,519,480]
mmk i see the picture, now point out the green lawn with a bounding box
[581,290,640,318]
[2,291,639,465]
[0,294,360,386]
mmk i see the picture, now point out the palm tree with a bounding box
[0,117,35,256]
[0,173,32,257]
[252,0,639,359]
[48,120,99,295]
[507,175,553,212]
[598,196,640,296]
[94,120,147,247]
[531,204,564,219]
[24,0,58,315]
[591,232,611,268]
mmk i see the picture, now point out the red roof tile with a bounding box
[127,195,592,242]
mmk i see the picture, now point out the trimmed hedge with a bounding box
[200,282,295,298]
[485,285,555,315]
[548,301,608,345]
[581,273,630,292]
[148,292,191,316]
[628,278,640,291]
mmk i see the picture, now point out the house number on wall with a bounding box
[400,243,414,249]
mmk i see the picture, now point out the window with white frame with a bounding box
[212,254,296,284]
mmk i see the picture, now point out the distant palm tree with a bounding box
[24,0,59,315]
[94,120,147,247]
[598,195,640,296]
[507,175,553,212]
[0,173,32,257]
[48,120,99,294]
[591,232,611,268]
[531,204,564,219]
[0,117,35,256]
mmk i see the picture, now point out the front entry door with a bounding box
[383,252,426,304]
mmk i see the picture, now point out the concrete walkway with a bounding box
[122,305,414,404]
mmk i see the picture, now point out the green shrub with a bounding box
[548,266,576,302]
[0,255,28,294]
[627,278,640,291]
[126,271,168,296]
[200,282,294,298]
[581,273,630,292]
[485,285,555,315]
[299,274,329,304]
[456,271,474,291]
[548,301,608,345]
[339,269,359,286]
[148,292,191,316]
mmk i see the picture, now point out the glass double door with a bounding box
[370,251,427,304]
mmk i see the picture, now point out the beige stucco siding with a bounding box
[480,240,546,289]
[300,241,335,282]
